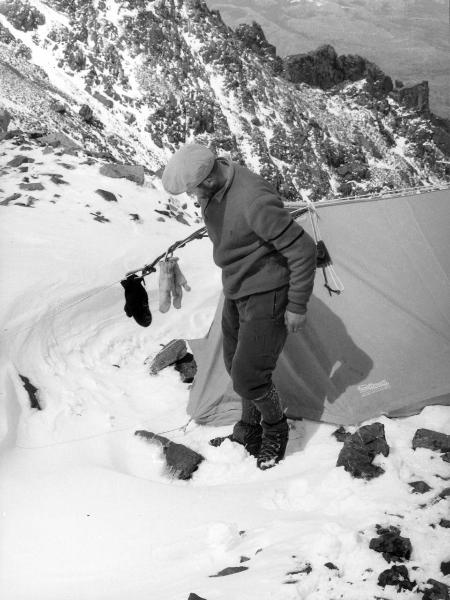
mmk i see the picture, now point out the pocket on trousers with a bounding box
[271,286,288,321]
[242,287,288,322]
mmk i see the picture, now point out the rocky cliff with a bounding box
[0,0,449,201]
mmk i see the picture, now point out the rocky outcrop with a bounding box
[369,526,412,562]
[0,108,12,133]
[135,429,204,480]
[283,44,393,97]
[336,422,389,479]
[422,579,450,600]
[1,0,448,201]
[377,565,416,592]
[0,0,45,31]
[99,163,145,185]
[234,21,282,73]
[392,81,429,113]
[412,429,450,453]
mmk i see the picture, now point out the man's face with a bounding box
[189,174,222,203]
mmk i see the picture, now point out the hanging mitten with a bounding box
[158,258,176,313]
[172,258,191,309]
[120,274,152,327]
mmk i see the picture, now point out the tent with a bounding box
[187,188,450,426]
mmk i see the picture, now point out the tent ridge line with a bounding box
[284,183,450,210]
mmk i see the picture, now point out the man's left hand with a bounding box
[284,310,306,333]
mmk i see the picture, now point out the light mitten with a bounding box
[172,258,191,309]
[158,259,176,313]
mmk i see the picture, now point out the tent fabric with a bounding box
[187,190,450,426]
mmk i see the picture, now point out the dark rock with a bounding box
[412,429,450,453]
[439,519,450,528]
[50,174,68,185]
[95,189,118,202]
[336,422,389,479]
[0,108,11,132]
[40,132,80,151]
[175,213,190,226]
[0,0,45,31]
[135,430,204,480]
[283,44,392,97]
[333,426,351,442]
[408,481,432,494]
[4,129,22,140]
[174,352,197,383]
[295,563,312,575]
[442,452,450,463]
[19,374,41,410]
[439,487,450,499]
[148,339,188,375]
[129,213,141,222]
[324,562,338,570]
[7,155,34,167]
[377,565,416,592]
[0,192,21,205]
[369,525,412,563]
[90,211,110,223]
[19,182,44,191]
[240,556,250,563]
[234,21,277,58]
[209,566,249,577]
[79,104,94,123]
[422,579,450,600]
[99,163,145,185]
[93,91,114,109]
[441,562,450,576]
[188,594,207,600]
[19,166,28,172]
[338,182,354,196]
[392,81,429,113]
[51,100,67,114]
[28,131,46,139]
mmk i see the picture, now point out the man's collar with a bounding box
[211,157,235,203]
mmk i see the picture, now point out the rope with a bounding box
[304,200,344,296]
[1,228,210,339]
[14,417,196,450]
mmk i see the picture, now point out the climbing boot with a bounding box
[209,421,263,457]
[256,416,289,470]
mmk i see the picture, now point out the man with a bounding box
[162,144,317,469]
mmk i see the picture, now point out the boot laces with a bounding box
[258,431,284,461]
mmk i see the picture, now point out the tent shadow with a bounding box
[276,294,374,424]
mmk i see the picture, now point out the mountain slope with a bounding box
[0,0,449,202]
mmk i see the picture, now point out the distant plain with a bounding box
[208,0,450,119]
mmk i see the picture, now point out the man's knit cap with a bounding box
[162,144,216,195]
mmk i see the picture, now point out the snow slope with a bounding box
[0,139,449,600]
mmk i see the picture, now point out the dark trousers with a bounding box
[222,286,288,402]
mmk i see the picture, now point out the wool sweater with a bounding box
[201,160,317,314]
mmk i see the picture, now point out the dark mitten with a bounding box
[316,240,332,268]
[120,274,152,327]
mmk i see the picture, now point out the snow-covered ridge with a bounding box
[0,0,448,202]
